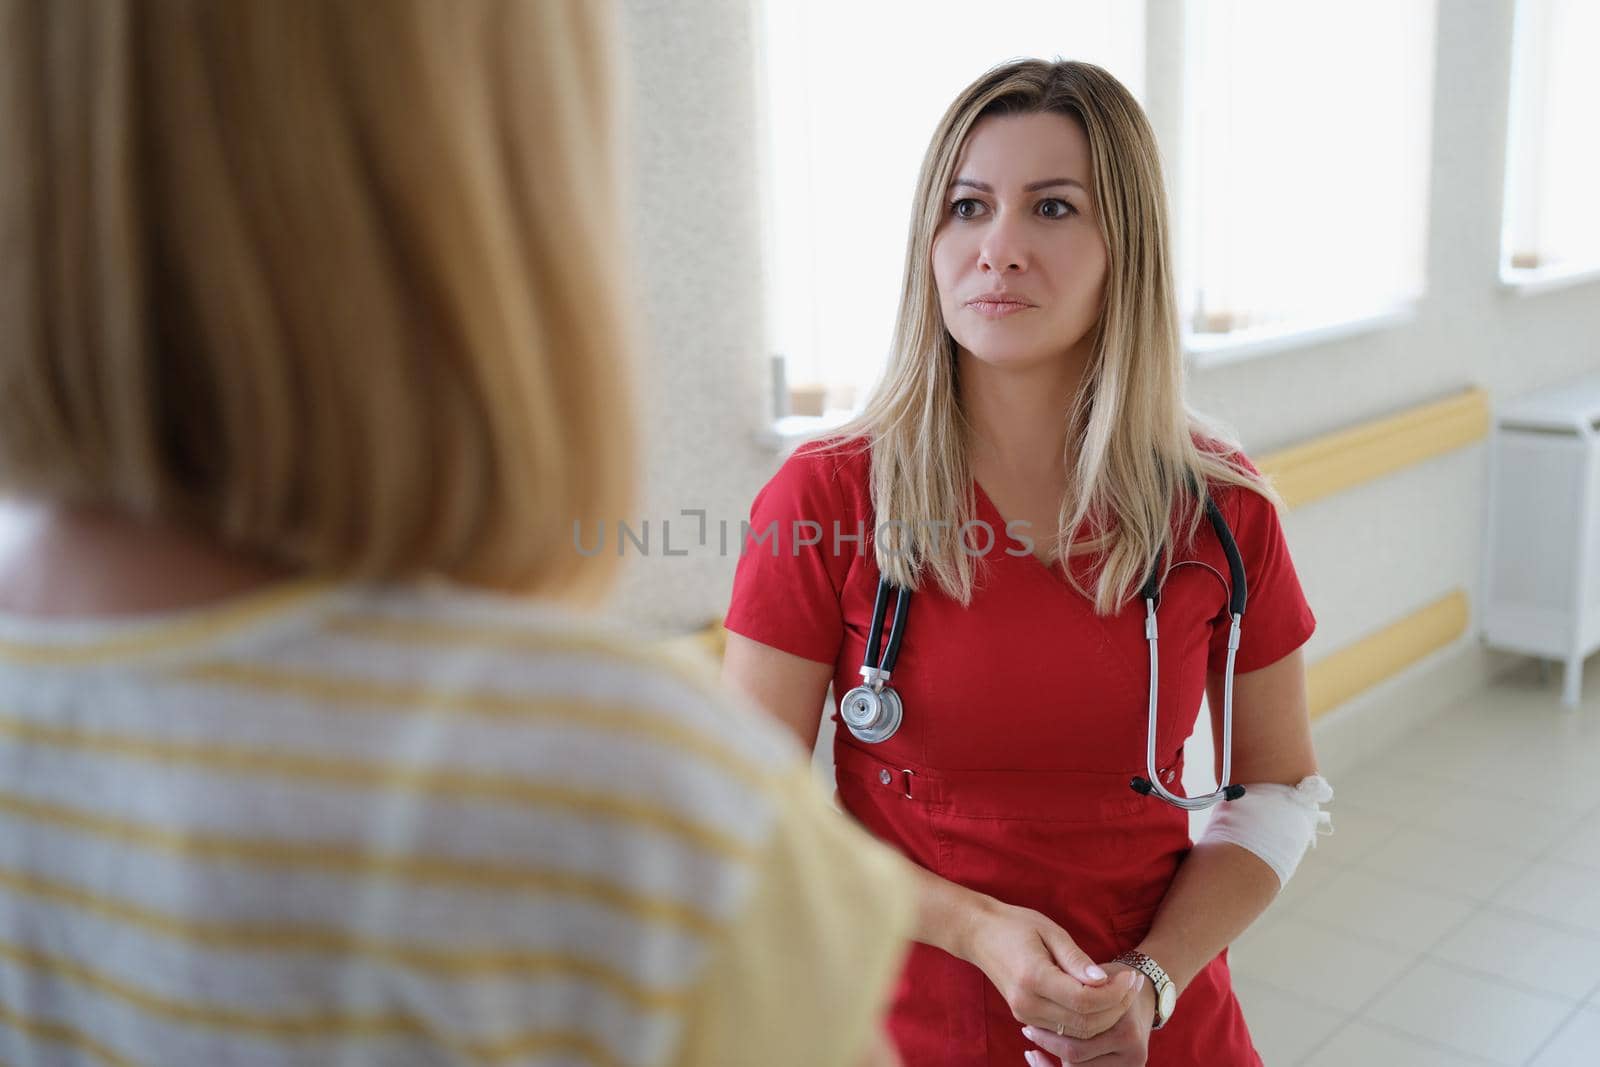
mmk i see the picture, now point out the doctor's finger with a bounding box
[1034,965,1140,1017]
[1024,1024,1133,1063]
[1014,993,1128,1040]
[1038,923,1110,986]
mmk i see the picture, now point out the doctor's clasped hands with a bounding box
[964,899,1146,1039]
[1020,960,1156,1066]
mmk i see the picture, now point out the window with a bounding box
[758,1,1144,421]
[759,1,1443,422]
[1502,0,1600,284]
[1178,0,1439,361]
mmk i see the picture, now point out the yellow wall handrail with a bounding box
[1306,591,1469,720]
[1258,386,1490,510]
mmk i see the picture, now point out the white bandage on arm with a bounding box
[1197,775,1334,888]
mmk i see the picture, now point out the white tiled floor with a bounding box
[1231,661,1600,1066]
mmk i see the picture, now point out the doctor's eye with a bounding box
[949,198,986,220]
[1038,198,1077,219]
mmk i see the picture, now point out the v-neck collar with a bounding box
[970,478,1070,579]
[971,478,1129,593]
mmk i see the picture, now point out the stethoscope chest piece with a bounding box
[840,578,912,745]
[840,679,903,743]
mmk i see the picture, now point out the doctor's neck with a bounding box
[957,344,1090,483]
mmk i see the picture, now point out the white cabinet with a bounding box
[1483,374,1600,707]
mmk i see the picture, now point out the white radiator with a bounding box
[1483,373,1600,707]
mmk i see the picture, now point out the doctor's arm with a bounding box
[1024,646,1312,1062]
[1026,647,1320,1064]
[1135,648,1318,1017]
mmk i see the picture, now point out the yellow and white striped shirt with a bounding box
[0,581,914,1067]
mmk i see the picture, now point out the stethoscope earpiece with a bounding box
[1132,493,1251,812]
[1131,776,1247,801]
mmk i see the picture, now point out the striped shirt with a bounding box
[0,581,915,1067]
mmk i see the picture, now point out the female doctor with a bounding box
[722,59,1331,1066]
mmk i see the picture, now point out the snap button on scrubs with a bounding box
[726,440,1316,1066]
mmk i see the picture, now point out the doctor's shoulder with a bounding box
[752,433,874,522]
[364,586,916,1067]
[1189,435,1281,515]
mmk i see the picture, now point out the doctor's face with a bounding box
[930,111,1108,372]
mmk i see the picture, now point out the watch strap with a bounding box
[1112,950,1174,1030]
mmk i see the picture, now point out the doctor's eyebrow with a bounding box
[950,177,1087,193]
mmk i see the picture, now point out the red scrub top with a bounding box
[725,437,1316,1067]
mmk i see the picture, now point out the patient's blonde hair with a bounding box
[835,58,1270,613]
[0,0,632,601]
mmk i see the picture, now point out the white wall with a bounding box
[613,1,1600,759]
[606,0,777,627]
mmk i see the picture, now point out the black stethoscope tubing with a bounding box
[839,492,1249,811]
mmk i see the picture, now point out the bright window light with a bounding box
[1178,0,1438,350]
[1502,0,1600,279]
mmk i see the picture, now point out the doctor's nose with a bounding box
[979,255,1025,273]
[977,227,1029,273]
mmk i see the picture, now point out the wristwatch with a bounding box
[1112,950,1176,1030]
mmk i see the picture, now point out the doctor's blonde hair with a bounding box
[834,58,1271,614]
[0,0,632,603]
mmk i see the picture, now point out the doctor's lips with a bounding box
[965,291,1037,317]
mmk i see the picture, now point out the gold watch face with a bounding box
[1158,981,1177,1020]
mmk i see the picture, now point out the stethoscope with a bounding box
[838,493,1249,812]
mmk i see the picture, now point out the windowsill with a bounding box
[760,304,1419,449]
[755,410,857,453]
[1184,303,1417,370]
[1499,261,1600,297]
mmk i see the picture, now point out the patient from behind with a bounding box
[0,2,911,1064]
